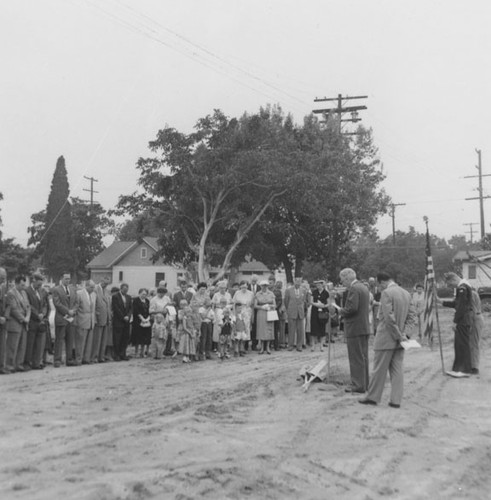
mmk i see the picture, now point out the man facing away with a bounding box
[339,268,371,393]
[359,272,416,408]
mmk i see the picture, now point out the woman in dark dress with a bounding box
[131,288,152,358]
[310,280,329,352]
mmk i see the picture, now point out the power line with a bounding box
[465,149,491,240]
[312,94,367,134]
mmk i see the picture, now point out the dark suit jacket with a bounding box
[25,286,48,328]
[340,280,370,337]
[112,292,132,327]
[442,282,473,326]
[52,284,78,326]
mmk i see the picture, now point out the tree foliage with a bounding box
[115,106,299,281]
[29,197,113,280]
[350,226,456,287]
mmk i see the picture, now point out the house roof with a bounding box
[453,250,491,262]
[87,237,160,269]
[238,260,270,272]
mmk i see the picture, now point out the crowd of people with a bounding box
[0,266,483,410]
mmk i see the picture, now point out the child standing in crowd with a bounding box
[199,298,215,360]
[151,312,168,360]
[234,303,247,357]
[218,308,233,360]
[213,297,229,350]
[178,300,196,364]
[166,303,178,357]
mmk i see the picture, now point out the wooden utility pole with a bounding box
[389,202,406,245]
[463,222,478,243]
[312,94,367,134]
[83,176,99,213]
[465,149,491,240]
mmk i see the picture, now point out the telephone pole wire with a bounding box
[83,176,99,213]
[312,94,367,134]
[465,149,491,240]
[463,222,478,243]
[389,202,406,245]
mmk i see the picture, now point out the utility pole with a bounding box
[83,176,99,213]
[463,222,478,243]
[389,202,406,245]
[312,94,367,135]
[465,149,491,240]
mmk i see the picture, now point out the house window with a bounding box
[119,271,123,282]
[140,248,147,259]
[468,265,477,280]
[155,273,166,288]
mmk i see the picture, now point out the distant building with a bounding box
[87,238,284,294]
[87,237,186,295]
[453,250,491,288]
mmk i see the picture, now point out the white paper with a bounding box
[400,339,421,350]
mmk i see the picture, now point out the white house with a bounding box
[453,250,491,288]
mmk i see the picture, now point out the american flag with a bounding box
[423,224,434,341]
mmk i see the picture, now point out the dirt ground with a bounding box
[1,307,490,500]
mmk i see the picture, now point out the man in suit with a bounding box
[52,273,78,367]
[284,276,309,352]
[91,277,111,363]
[440,272,473,375]
[5,275,31,372]
[75,280,96,365]
[359,272,416,408]
[24,273,48,369]
[339,268,371,393]
[112,282,132,361]
[0,267,9,374]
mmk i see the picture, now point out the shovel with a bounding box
[301,359,328,392]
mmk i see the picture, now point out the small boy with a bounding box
[219,308,234,360]
[151,312,168,359]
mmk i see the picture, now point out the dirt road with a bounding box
[1,308,490,499]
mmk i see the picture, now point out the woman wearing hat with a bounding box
[254,279,276,354]
[310,280,329,352]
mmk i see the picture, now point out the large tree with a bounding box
[31,156,76,281]
[116,106,298,281]
[29,197,113,280]
[239,120,389,281]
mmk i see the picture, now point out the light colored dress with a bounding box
[232,289,254,339]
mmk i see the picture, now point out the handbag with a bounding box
[141,318,151,328]
[266,309,279,322]
[318,310,329,320]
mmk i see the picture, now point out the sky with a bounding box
[2,0,491,247]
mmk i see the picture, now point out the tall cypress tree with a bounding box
[43,156,76,281]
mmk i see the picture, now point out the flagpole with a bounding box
[424,216,445,374]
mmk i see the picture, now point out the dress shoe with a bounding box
[54,362,61,368]
[15,366,25,372]
[388,402,400,409]
[287,347,294,351]
[345,386,365,394]
[0,368,11,375]
[471,368,479,375]
[121,357,130,361]
[32,365,44,370]
[358,398,377,406]
[296,348,302,352]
